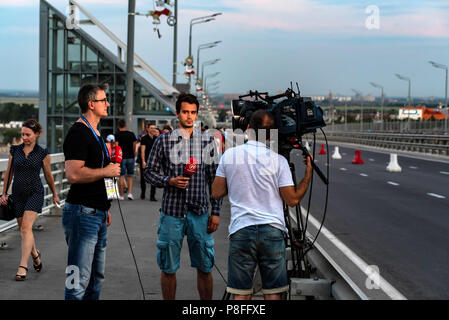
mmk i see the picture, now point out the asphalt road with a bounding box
[289,144,449,299]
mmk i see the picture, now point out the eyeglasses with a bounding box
[92,98,109,103]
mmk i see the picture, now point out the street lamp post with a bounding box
[351,89,363,132]
[204,72,220,92]
[370,82,384,131]
[197,41,221,82]
[201,58,220,87]
[429,61,448,133]
[188,13,222,90]
[395,74,412,132]
[172,0,178,86]
[125,0,136,130]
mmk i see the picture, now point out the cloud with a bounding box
[199,0,449,38]
[0,0,126,7]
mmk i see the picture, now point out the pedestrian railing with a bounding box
[0,153,69,232]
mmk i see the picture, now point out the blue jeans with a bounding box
[157,211,215,274]
[227,224,288,295]
[62,202,108,300]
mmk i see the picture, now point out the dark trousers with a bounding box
[139,163,156,199]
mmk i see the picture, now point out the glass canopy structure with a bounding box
[39,0,176,153]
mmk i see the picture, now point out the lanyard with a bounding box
[81,115,110,166]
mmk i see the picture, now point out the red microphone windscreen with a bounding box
[184,157,198,176]
[111,145,123,164]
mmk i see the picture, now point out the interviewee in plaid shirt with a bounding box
[144,128,222,218]
[143,93,223,300]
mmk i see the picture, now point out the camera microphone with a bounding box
[111,145,123,164]
[184,157,198,177]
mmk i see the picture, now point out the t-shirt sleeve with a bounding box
[215,151,226,178]
[63,128,88,161]
[278,156,294,187]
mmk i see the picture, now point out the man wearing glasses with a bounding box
[62,83,121,300]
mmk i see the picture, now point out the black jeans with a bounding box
[139,162,156,199]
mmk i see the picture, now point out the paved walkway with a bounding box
[0,185,231,300]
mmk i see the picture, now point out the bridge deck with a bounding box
[0,186,231,300]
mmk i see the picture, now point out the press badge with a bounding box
[104,178,120,200]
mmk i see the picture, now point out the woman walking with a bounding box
[0,119,60,281]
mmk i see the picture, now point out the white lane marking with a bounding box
[360,173,368,177]
[440,171,449,175]
[340,168,347,171]
[369,159,375,162]
[295,208,407,300]
[387,181,399,186]
[409,166,418,169]
[427,193,446,199]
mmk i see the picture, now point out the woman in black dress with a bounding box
[0,119,60,280]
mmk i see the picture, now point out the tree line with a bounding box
[0,102,38,122]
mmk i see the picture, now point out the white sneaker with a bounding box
[118,195,124,200]
[127,194,134,200]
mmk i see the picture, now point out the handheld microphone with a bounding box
[184,157,198,177]
[111,145,123,164]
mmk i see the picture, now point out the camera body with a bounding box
[231,88,326,156]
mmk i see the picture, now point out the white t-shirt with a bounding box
[215,140,294,236]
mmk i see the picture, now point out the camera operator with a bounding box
[212,110,312,300]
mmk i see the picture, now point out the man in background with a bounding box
[115,119,137,200]
[139,122,159,201]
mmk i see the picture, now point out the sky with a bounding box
[0,0,448,98]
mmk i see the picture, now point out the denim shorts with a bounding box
[156,210,215,274]
[226,224,288,295]
[120,158,135,176]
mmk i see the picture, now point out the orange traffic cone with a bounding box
[352,150,364,164]
[319,144,326,155]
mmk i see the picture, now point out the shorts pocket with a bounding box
[203,239,215,269]
[157,240,170,271]
[263,227,285,241]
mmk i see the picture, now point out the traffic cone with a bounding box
[319,144,326,155]
[386,153,402,172]
[352,150,364,164]
[332,146,342,160]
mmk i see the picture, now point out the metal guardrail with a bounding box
[0,153,69,233]
[312,132,449,156]
[328,120,448,135]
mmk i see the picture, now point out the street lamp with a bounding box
[204,72,220,96]
[197,41,221,81]
[395,73,411,132]
[201,59,220,87]
[206,81,220,93]
[351,89,364,132]
[370,82,384,131]
[429,61,448,133]
[188,13,222,89]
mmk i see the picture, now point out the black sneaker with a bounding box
[140,194,145,200]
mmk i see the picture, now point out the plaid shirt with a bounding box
[144,128,223,217]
